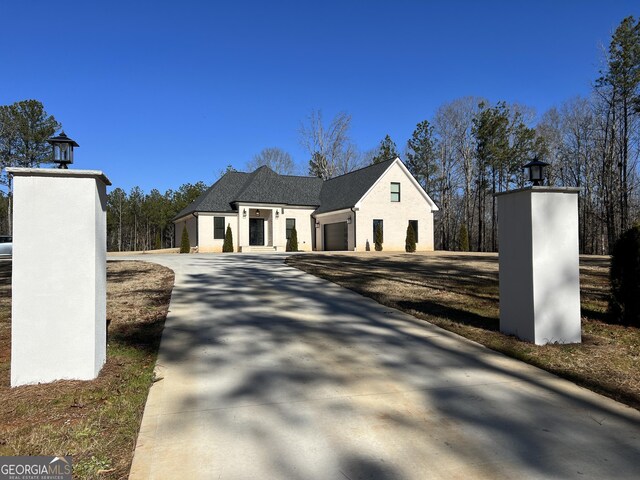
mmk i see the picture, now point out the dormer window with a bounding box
[391,182,401,202]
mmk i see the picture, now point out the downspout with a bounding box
[350,207,357,251]
[192,212,198,250]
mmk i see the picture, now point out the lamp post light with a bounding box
[523,158,549,187]
[47,131,79,169]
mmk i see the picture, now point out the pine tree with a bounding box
[287,226,299,252]
[222,224,234,252]
[459,224,470,252]
[371,135,399,164]
[374,224,383,251]
[405,223,416,252]
[180,225,190,253]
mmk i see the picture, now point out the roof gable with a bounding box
[314,159,395,214]
[173,158,437,221]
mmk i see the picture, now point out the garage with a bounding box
[323,222,348,251]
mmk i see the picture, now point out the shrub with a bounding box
[154,232,162,250]
[374,224,383,251]
[609,225,640,326]
[459,224,470,252]
[405,223,416,252]
[223,224,234,252]
[180,226,190,254]
[286,226,299,252]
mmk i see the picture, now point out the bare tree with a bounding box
[247,147,296,174]
[299,110,359,179]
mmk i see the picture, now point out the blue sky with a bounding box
[0,1,636,193]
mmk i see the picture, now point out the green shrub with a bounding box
[223,224,234,252]
[405,223,416,252]
[180,226,190,254]
[609,225,640,326]
[374,224,383,251]
[286,226,299,252]
[154,232,162,250]
[459,224,469,252]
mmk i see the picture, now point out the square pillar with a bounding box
[496,187,581,345]
[7,168,111,386]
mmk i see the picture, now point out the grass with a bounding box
[286,251,640,411]
[0,260,174,479]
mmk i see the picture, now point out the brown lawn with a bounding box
[0,260,174,479]
[287,251,640,411]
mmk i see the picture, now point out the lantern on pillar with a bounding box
[47,131,79,169]
[523,158,549,187]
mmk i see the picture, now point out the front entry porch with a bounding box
[239,207,281,252]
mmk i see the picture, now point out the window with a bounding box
[373,219,383,242]
[391,182,401,202]
[409,220,418,243]
[214,217,225,239]
[286,218,296,240]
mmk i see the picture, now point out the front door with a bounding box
[249,218,265,246]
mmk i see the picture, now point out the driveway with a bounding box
[128,253,640,479]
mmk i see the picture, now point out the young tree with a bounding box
[223,224,234,252]
[247,147,296,174]
[374,224,383,251]
[286,226,299,252]
[371,134,398,164]
[405,223,416,252]
[180,226,190,253]
[459,224,470,252]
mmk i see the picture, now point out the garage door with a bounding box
[324,222,348,251]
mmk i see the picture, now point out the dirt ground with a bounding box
[287,251,640,411]
[0,260,174,479]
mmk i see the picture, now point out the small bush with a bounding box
[154,232,161,250]
[405,223,416,252]
[287,226,299,252]
[223,224,234,252]
[459,224,470,252]
[374,225,383,251]
[609,225,640,326]
[180,226,190,254]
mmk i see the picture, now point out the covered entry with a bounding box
[324,222,348,251]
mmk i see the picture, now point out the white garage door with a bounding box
[324,222,348,251]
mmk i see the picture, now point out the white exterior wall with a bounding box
[8,168,110,386]
[175,215,198,248]
[197,214,239,253]
[281,206,316,251]
[355,161,435,251]
[497,187,581,345]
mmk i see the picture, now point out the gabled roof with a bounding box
[173,158,436,221]
[174,166,323,220]
[315,159,395,214]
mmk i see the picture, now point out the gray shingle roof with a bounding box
[173,160,395,220]
[315,159,394,214]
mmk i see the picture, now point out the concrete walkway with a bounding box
[127,254,640,480]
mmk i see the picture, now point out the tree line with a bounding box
[1,17,638,254]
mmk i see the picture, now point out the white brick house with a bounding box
[173,157,438,252]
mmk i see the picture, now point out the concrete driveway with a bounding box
[127,253,640,480]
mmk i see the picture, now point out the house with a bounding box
[173,157,438,252]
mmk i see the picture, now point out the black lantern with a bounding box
[47,131,79,169]
[523,158,549,187]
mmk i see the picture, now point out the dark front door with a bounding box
[249,218,265,246]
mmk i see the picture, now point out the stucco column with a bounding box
[7,168,111,386]
[496,187,581,345]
